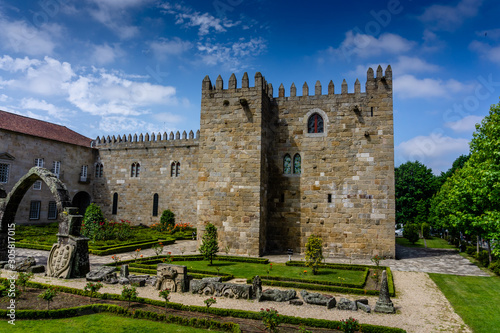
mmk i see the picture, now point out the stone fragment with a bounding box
[118,277,130,285]
[252,276,262,300]
[355,298,369,305]
[190,279,252,299]
[28,265,45,274]
[337,298,357,311]
[120,264,129,278]
[46,243,75,279]
[357,302,371,313]
[260,289,296,302]
[86,266,116,282]
[14,256,36,272]
[374,270,395,314]
[300,290,336,309]
[0,261,8,268]
[289,300,303,306]
[156,264,188,292]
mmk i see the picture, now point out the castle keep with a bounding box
[94,65,395,258]
[0,65,394,259]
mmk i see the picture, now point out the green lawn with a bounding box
[396,236,456,249]
[0,313,221,332]
[429,273,500,333]
[171,260,366,285]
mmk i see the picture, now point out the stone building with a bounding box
[0,111,95,223]
[1,65,395,259]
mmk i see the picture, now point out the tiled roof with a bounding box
[0,110,93,147]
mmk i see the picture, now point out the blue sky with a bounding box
[0,0,499,174]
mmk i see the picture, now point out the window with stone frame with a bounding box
[48,201,57,220]
[176,162,180,177]
[131,162,140,177]
[52,161,61,178]
[170,162,176,177]
[95,163,103,178]
[81,165,88,181]
[0,163,9,183]
[34,158,44,167]
[307,113,324,133]
[152,193,159,216]
[283,154,292,174]
[29,201,41,220]
[293,154,301,174]
[33,180,42,190]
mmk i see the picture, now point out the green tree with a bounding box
[160,209,176,231]
[304,235,324,275]
[437,154,470,185]
[403,223,420,244]
[199,222,219,265]
[395,161,439,226]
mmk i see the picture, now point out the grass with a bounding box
[429,273,500,333]
[0,313,222,332]
[396,236,456,249]
[159,260,366,285]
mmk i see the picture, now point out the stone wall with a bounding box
[94,133,199,226]
[0,130,94,224]
[267,66,395,258]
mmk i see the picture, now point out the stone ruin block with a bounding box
[190,277,252,299]
[156,263,188,292]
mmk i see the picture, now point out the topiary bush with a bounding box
[421,222,431,239]
[403,223,420,244]
[154,210,176,232]
[489,261,500,276]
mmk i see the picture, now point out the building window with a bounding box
[283,154,292,174]
[80,165,88,182]
[152,193,159,217]
[52,161,61,178]
[0,163,9,183]
[171,162,175,177]
[48,201,57,220]
[176,162,180,177]
[112,193,118,215]
[307,113,324,133]
[29,201,41,220]
[328,194,332,203]
[34,158,44,167]
[131,162,140,177]
[95,163,103,178]
[293,154,301,174]
[33,180,42,190]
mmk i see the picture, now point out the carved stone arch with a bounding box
[0,167,90,277]
[304,108,328,138]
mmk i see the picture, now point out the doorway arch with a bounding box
[0,167,89,277]
[72,191,91,216]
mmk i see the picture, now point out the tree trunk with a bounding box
[477,235,480,255]
[487,240,492,265]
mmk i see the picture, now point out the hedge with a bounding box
[255,269,368,289]
[126,266,234,282]
[0,304,240,333]
[1,279,405,333]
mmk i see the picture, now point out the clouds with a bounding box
[445,115,483,133]
[148,38,193,60]
[91,44,125,65]
[418,0,483,31]
[469,40,500,66]
[395,75,473,99]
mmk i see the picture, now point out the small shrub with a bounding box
[16,272,33,292]
[152,242,164,256]
[305,235,324,275]
[476,250,490,267]
[421,222,431,239]
[121,285,138,308]
[199,222,219,265]
[159,289,170,309]
[84,281,103,302]
[370,255,382,267]
[204,296,216,308]
[159,210,176,231]
[338,317,360,333]
[489,261,500,276]
[38,287,58,310]
[259,308,282,333]
[403,223,420,244]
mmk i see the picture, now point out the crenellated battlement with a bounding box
[202,65,391,100]
[94,129,200,148]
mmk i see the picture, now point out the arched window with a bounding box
[131,162,140,177]
[283,154,292,174]
[171,162,176,177]
[176,162,180,177]
[152,193,159,217]
[293,154,301,174]
[112,193,118,215]
[95,163,103,178]
[307,113,324,133]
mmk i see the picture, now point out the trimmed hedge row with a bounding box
[252,278,379,296]
[255,269,368,289]
[3,279,405,333]
[15,242,53,251]
[127,266,234,282]
[0,304,241,333]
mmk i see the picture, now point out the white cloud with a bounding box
[152,112,183,124]
[0,17,62,56]
[445,115,483,133]
[418,0,483,31]
[87,0,153,39]
[148,38,192,60]
[98,116,173,134]
[469,40,500,65]
[20,98,70,119]
[348,56,440,78]
[91,43,124,65]
[160,3,240,36]
[0,94,8,102]
[326,31,414,61]
[396,133,470,174]
[0,56,75,95]
[394,74,473,99]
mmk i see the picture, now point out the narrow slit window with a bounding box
[371,107,373,117]
[283,154,292,174]
[152,193,159,217]
[95,163,103,178]
[171,162,176,177]
[48,201,57,220]
[176,162,180,177]
[131,162,140,177]
[112,193,118,215]
[293,154,301,174]
[280,193,285,203]
[328,194,332,203]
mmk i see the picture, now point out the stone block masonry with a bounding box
[94,66,395,259]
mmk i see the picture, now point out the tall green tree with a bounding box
[395,161,439,226]
[199,222,219,265]
[304,235,324,275]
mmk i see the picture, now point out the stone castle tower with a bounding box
[197,65,394,258]
[92,65,394,259]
